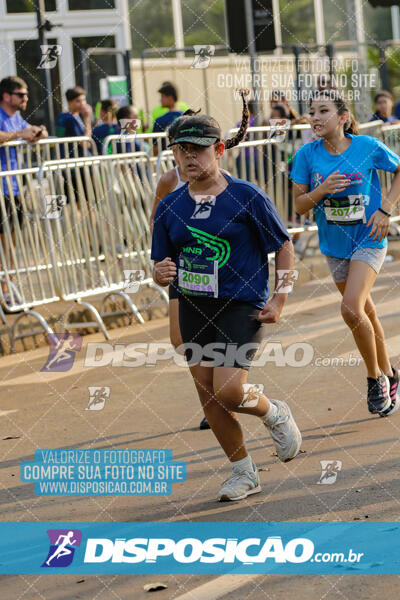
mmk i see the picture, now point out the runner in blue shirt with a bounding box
[150,105,232,433]
[291,89,400,418]
[151,112,302,502]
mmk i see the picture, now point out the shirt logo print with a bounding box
[191,195,216,219]
[312,172,324,189]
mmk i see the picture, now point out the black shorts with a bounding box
[178,295,265,370]
[0,195,24,235]
[169,277,179,300]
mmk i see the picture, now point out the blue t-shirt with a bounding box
[56,112,91,157]
[152,111,183,150]
[0,106,29,195]
[370,113,397,124]
[114,125,141,154]
[151,174,290,308]
[92,123,119,154]
[290,134,400,258]
[56,112,85,137]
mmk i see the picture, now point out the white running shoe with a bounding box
[263,399,302,462]
[218,463,261,502]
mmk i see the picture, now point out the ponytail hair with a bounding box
[224,89,250,150]
[345,112,359,136]
[310,89,359,136]
[100,98,118,120]
[182,108,201,117]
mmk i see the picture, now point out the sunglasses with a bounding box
[9,91,29,98]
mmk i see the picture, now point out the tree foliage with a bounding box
[129,0,226,57]
[129,0,395,57]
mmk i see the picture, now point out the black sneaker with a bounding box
[380,366,400,418]
[367,374,391,414]
[199,417,211,430]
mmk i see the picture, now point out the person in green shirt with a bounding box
[149,81,188,132]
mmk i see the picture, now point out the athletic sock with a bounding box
[231,455,254,474]
[261,401,278,425]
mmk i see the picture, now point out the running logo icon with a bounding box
[119,118,141,137]
[45,195,67,219]
[123,269,145,293]
[317,460,342,484]
[38,45,62,69]
[41,334,82,372]
[276,270,299,294]
[239,383,264,408]
[191,195,216,219]
[42,529,82,568]
[312,172,324,189]
[86,386,110,411]
[268,119,290,142]
[191,45,215,69]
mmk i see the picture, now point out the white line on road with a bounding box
[173,575,264,600]
[0,409,18,417]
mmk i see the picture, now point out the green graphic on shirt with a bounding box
[186,226,230,268]
[182,246,202,255]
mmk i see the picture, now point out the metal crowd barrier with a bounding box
[156,133,307,237]
[39,152,168,337]
[156,150,175,180]
[1,122,400,351]
[223,120,400,222]
[357,120,384,138]
[102,132,167,158]
[0,166,61,350]
[0,136,97,170]
[0,152,168,351]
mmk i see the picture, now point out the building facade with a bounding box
[0,0,131,125]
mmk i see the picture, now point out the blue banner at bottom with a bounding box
[0,522,398,574]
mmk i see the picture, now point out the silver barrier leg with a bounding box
[61,299,110,340]
[147,281,170,305]
[302,232,319,259]
[0,305,5,325]
[10,310,58,354]
[143,279,169,318]
[100,291,145,325]
[389,222,400,237]
[136,281,169,321]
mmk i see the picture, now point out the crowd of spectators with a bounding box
[2,74,399,163]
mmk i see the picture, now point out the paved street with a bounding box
[1,260,400,599]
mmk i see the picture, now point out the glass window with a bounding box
[322,0,350,43]
[7,0,56,12]
[68,0,115,9]
[72,36,117,107]
[279,0,316,44]
[14,38,62,129]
